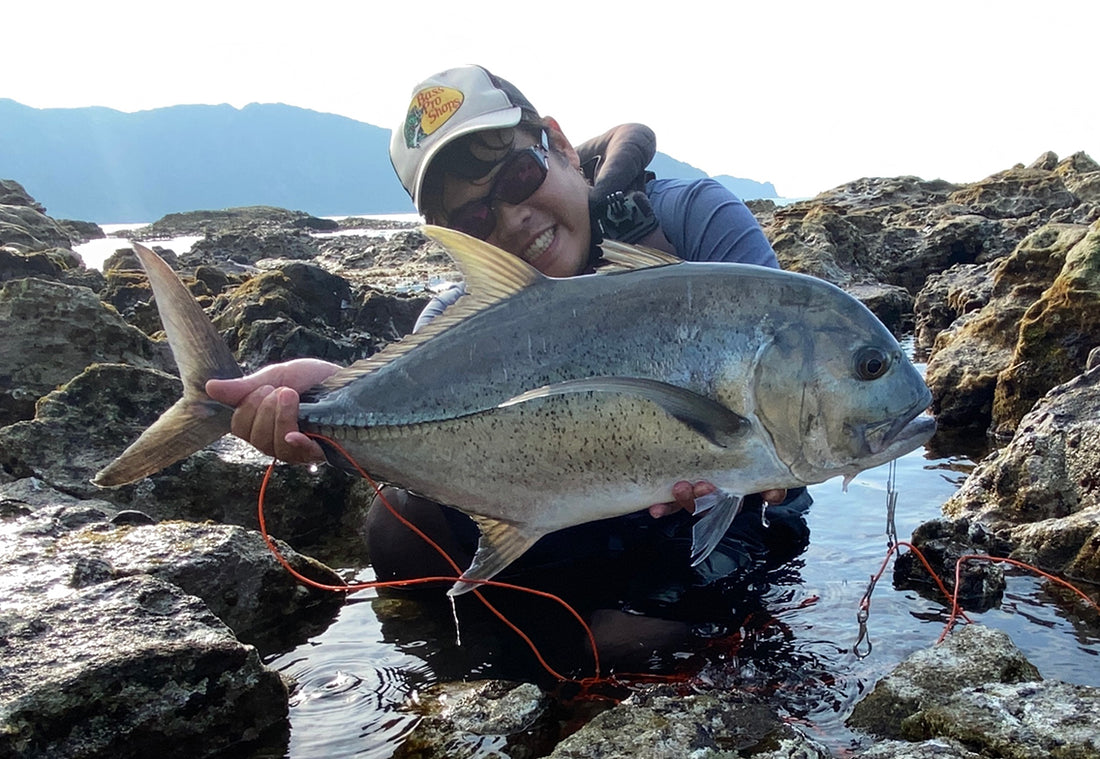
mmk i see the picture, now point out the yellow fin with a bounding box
[596,239,682,271]
[319,226,546,392]
[448,515,545,596]
[422,225,543,296]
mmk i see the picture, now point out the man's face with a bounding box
[437,128,592,278]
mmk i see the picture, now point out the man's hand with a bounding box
[648,481,787,518]
[205,359,341,464]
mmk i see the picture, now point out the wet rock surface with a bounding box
[0,574,289,759]
[1,153,1099,756]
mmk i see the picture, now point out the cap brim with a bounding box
[411,106,524,209]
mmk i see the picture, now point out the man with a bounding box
[207,66,811,624]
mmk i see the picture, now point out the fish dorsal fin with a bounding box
[422,224,545,298]
[596,239,682,271]
[317,226,547,393]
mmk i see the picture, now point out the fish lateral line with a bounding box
[499,376,751,449]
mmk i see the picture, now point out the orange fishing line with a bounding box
[255,433,602,682]
[858,540,1099,647]
[938,554,1100,643]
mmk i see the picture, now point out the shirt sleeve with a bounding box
[646,178,779,268]
[412,283,467,333]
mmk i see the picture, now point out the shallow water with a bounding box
[260,424,1100,757]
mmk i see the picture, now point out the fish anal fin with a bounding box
[501,377,750,448]
[93,395,233,487]
[448,515,545,596]
[690,489,746,566]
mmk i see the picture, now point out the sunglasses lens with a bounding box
[494,149,548,205]
[445,143,548,240]
[449,202,495,240]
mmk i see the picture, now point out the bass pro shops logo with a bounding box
[404,86,464,149]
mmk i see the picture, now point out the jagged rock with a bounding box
[0,574,288,759]
[0,245,106,291]
[903,681,1100,757]
[992,221,1100,435]
[847,625,1040,740]
[0,179,45,211]
[55,218,104,244]
[946,166,1078,220]
[0,506,343,651]
[893,518,1009,612]
[131,205,339,239]
[942,365,1100,586]
[0,363,358,548]
[183,228,321,265]
[0,278,171,426]
[547,684,831,758]
[0,204,71,251]
[912,261,998,354]
[395,680,555,759]
[923,223,1087,433]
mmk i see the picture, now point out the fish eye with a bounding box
[855,346,891,381]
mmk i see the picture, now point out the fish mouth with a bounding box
[860,396,937,460]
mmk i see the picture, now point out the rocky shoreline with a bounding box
[1,152,1099,758]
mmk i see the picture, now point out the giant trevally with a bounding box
[95,226,935,594]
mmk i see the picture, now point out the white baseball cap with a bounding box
[390,65,541,210]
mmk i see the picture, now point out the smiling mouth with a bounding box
[519,227,554,264]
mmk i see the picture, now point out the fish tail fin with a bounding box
[447,516,544,596]
[92,395,233,487]
[93,243,243,488]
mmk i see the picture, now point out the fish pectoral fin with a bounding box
[93,395,233,487]
[448,516,545,596]
[690,489,746,566]
[500,377,750,448]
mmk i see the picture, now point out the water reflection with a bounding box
[258,438,1100,758]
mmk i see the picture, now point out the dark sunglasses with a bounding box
[447,131,550,240]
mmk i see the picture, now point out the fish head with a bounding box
[751,297,935,485]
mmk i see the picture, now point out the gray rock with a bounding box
[0,507,344,651]
[942,364,1100,585]
[0,278,171,426]
[395,680,554,759]
[0,363,357,548]
[853,738,985,758]
[0,575,288,759]
[547,684,831,758]
[903,680,1100,757]
[0,204,71,250]
[847,625,1040,739]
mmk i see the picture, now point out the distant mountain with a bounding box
[0,100,777,222]
[647,154,778,202]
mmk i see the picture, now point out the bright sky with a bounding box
[7,1,1098,199]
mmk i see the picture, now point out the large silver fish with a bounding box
[95,226,935,594]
